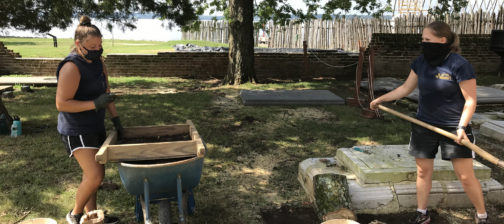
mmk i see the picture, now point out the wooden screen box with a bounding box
[95,120,205,164]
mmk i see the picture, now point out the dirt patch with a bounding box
[118,134,190,144]
[212,91,243,109]
[261,205,318,224]
[277,108,337,122]
[358,210,449,224]
[112,87,177,95]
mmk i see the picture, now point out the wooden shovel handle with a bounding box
[378,105,504,169]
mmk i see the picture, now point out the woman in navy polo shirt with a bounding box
[370,21,488,224]
[55,16,123,224]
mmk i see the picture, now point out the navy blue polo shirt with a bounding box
[411,53,476,127]
[56,53,107,136]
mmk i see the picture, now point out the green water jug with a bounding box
[11,115,21,137]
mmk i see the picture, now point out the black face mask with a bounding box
[421,42,451,66]
[82,46,103,61]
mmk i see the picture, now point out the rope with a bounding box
[308,50,358,68]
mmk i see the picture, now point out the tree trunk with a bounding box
[314,173,352,221]
[224,0,257,85]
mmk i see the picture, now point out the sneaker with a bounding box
[408,211,431,224]
[66,210,83,224]
[475,213,489,224]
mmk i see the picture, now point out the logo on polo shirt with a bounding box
[435,73,452,80]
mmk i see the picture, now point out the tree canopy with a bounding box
[0,0,470,85]
[0,0,203,33]
[1,0,469,34]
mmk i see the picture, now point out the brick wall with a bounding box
[0,47,359,79]
[0,42,21,74]
[105,51,358,79]
[369,34,502,78]
[1,34,500,79]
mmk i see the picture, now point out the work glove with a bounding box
[111,116,124,140]
[93,93,116,111]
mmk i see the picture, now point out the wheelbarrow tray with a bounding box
[118,156,204,196]
[95,120,205,164]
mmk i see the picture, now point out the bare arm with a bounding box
[370,69,418,109]
[55,62,96,112]
[455,78,477,144]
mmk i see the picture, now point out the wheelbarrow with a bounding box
[96,120,206,224]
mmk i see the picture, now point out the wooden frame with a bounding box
[95,120,205,164]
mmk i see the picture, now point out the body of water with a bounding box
[1,18,182,41]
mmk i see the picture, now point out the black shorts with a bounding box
[60,132,106,157]
[409,123,475,160]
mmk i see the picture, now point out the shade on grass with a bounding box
[0,77,411,224]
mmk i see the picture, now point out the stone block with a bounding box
[443,193,477,208]
[408,86,504,104]
[298,158,352,203]
[335,145,491,184]
[491,84,504,90]
[395,181,445,209]
[481,179,504,192]
[396,193,445,210]
[480,120,504,143]
[314,173,351,219]
[471,112,504,128]
[394,181,444,195]
[487,189,504,205]
[347,180,397,213]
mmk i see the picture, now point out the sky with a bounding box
[0,0,497,41]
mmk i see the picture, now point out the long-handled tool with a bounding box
[378,105,504,169]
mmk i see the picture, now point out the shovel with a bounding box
[378,105,504,169]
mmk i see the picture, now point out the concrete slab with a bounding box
[0,76,57,86]
[335,145,491,184]
[361,77,404,92]
[298,157,504,214]
[395,181,446,209]
[240,90,344,105]
[394,179,504,209]
[479,120,504,143]
[471,112,504,129]
[347,180,398,213]
[407,86,504,104]
[0,85,13,93]
[491,84,504,90]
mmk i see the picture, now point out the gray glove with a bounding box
[93,93,116,110]
[111,116,124,140]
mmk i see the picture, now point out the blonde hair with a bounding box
[73,16,102,51]
[426,21,460,53]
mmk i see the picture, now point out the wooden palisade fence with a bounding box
[182,7,504,52]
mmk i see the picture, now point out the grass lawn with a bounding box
[1,75,504,224]
[0,76,416,224]
[0,37,227,58]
